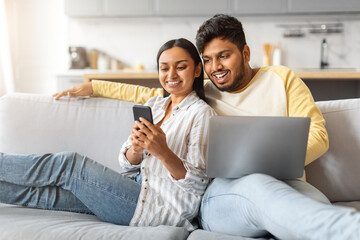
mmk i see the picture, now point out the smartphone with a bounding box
[133,105,153,124]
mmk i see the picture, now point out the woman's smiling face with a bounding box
[158,46,201,98]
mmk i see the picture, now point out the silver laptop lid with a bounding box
[206,116,310,180]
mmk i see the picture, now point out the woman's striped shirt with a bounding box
[119,91,217,231]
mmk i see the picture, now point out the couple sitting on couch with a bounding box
[2,14,360,240]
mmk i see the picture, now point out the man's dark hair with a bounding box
[196,14,247,53]
[156,38,206,102]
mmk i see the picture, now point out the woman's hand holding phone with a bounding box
[130,123,145,153]
[135,117,187,180]
[124,122,145,165]
[126,105,154,165]
[130,105,186,179]
[127,117,168,165]
[133,118,169,159]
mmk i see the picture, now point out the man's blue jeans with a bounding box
[200,174,360,240]
[0,152,141,225]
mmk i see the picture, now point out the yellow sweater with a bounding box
[92,65,329,166]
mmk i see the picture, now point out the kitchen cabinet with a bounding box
[304,80,360,101]
[230,0,287,15]
[64,0,102,17]
[231,0,360,15]
[56,71,162,92]
[295,70,360,101]
[287,0,360,13]
[64,0,360,17]
[56,75,83,92]
[83,72,163,89]
[154,0,228,16]
[55,70,100,92]
[64,0,154,17]
[103,0,153,16]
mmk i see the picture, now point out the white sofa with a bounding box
[0,93,359,240]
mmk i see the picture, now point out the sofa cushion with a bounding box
[306,98,360,202]
[0,93,135,173]
[188,229,273,240]
[0,203,189,240]
[333,201,360,211]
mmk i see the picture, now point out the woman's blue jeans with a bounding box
[0,152,141,225]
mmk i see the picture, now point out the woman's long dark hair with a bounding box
[156,38,206,102]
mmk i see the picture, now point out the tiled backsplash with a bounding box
[67,17,360,71]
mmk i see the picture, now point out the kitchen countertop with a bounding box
[83,71,159,82]
[294,68,360,80]
[58,68,360,82]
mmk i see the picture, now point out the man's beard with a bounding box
[212,60,245,92]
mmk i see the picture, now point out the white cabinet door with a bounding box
[231,0,287,14]
[103,0,153,16]
[288,0,360,13]
[56,76,83,92]
[155,0,229,16]
[64,0,102,17]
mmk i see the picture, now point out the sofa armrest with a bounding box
[306,98,360,202]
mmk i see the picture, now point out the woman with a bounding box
[0,38,216,231]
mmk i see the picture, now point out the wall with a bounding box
[6,0,360,94]
[6,0,67,94]
[67,16,360,70]
[0,63,5,96]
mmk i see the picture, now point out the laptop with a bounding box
[206,116,310,180]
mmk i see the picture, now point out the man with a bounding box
[54,14,360,240]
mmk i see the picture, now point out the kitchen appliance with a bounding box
[69,46,88,69]
[320,39,329,69]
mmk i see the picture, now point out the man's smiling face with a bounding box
[202,37,249,92]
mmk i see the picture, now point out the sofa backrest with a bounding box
[306,98,360,202]
[0,93,135,173]
[2,93,360,202]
